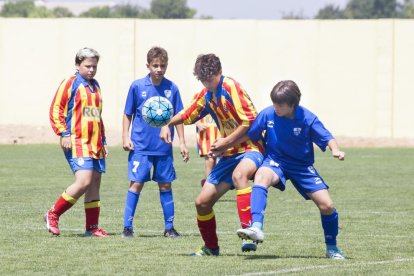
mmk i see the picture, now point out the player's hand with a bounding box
[122,137,134,151]
[208,150,223,159]
[103,144,109,157]
[160,125,172,144]
[60,136,72,152]
[196,122,207,131]
[211,137,226,152]
[180,143,190,163]
[332,150,345,161]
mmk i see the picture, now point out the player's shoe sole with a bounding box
[241,240,257,252]
[237,227,264,243]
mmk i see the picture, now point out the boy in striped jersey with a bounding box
[45,47,109,238]
[161,54,264,256]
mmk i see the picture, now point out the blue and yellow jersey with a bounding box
[196,115,220,157]
[181,76,264,156]
[50,72,106,159]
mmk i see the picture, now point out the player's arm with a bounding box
[210,124,249,154]
[122,114,134,151]
[175,123,190,162]
[328,139,345,161]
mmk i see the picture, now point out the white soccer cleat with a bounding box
[237,227,264,243]
[325,249,346,260]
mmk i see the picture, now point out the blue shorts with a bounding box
[207,151,263,189]
[64,151,105,174]
[261,156,329,200]
[128,152,176,183]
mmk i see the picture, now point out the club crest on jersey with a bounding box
[293,127,302,136]
[141,91,147,98]
[164,90,171,98]
[267,121,274,128]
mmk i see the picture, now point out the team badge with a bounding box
[164,90,172,98]
[77,158,85,166]
[141,91,147,98]
[293,127,302,136]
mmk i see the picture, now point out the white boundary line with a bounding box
[230,258,414,276]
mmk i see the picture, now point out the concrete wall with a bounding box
[1,18,413,144]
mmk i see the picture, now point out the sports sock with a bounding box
[85,200,100,231]
[123,190,140,229]
[321,209,339,246]
[52,191,77,216]
[197,211,218,250]
[236,186,252,228]
[160,189,174,230]
[251,185,268,229]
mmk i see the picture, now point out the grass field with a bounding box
[0,145,413,275]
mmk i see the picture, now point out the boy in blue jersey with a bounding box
[234,80,346,259]
[122,46,189,238]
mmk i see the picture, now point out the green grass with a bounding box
[0,145,413,275]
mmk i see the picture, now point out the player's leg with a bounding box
[122,153,151,238]
[307,189,344,259]
[201,156,216,187]
[84,168,109,238]
[153,155,179,238]
[237,163,283,244]
[191,181,230,256]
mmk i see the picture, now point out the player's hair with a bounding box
[147,46,168,64]
[270,80,301,107]
[75,47,100,65]
[193,54,222,81]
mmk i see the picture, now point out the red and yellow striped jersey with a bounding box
[50,73,106,159]
[196,115,220,156]
[181,76,264,156]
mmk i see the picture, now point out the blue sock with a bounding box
[123,190,140,230]
[321,209,339,247]
[251,185,268,230]
[160,190,174,231]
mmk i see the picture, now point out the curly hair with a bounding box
[193,54,222,81]
[270,80,301,107]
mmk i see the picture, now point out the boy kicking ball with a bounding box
[234,80,346,259]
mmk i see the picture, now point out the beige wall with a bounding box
[1,18,413,144]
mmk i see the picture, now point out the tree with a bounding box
[401,0,414,18]
[315,4,344,19]
[150,0,196,19]
[343,0,399,18]
[111,4,145,18]
[52,7,74,18]
[79,6,112,18]
[0,0,36,17]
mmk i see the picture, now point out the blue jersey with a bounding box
[124,74,184,155]
[248,105,333,167]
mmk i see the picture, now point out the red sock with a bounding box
[197,211,218,250]
[85,201,100,231]
[52,191,77,216]
[236,187,252,229]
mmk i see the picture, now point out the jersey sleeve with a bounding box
[49,78,73,136]
[247,109,266,142]
[311,117,334,151]
[180,90,207,125]
[124,82,137,116]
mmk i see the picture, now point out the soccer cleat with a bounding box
[190,245,220,256]
[84,228,109,238]
[122,228,134,238]
[164,227,181,238]
[44,209,60,236]
[237,227,264,243]
[326,248,346,260]
[241,240,257,252]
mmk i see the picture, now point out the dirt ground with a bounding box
[1,124,414,147]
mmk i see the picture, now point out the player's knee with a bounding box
[232,170,248,186]
[319,202,335,215]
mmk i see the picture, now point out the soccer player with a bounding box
[195,114,219,187]
[160,53,264,256]
[45,47,109,237]
[235,80,346,259]
[122,46,189,239]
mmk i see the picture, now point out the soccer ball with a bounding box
[142,96,174,127]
